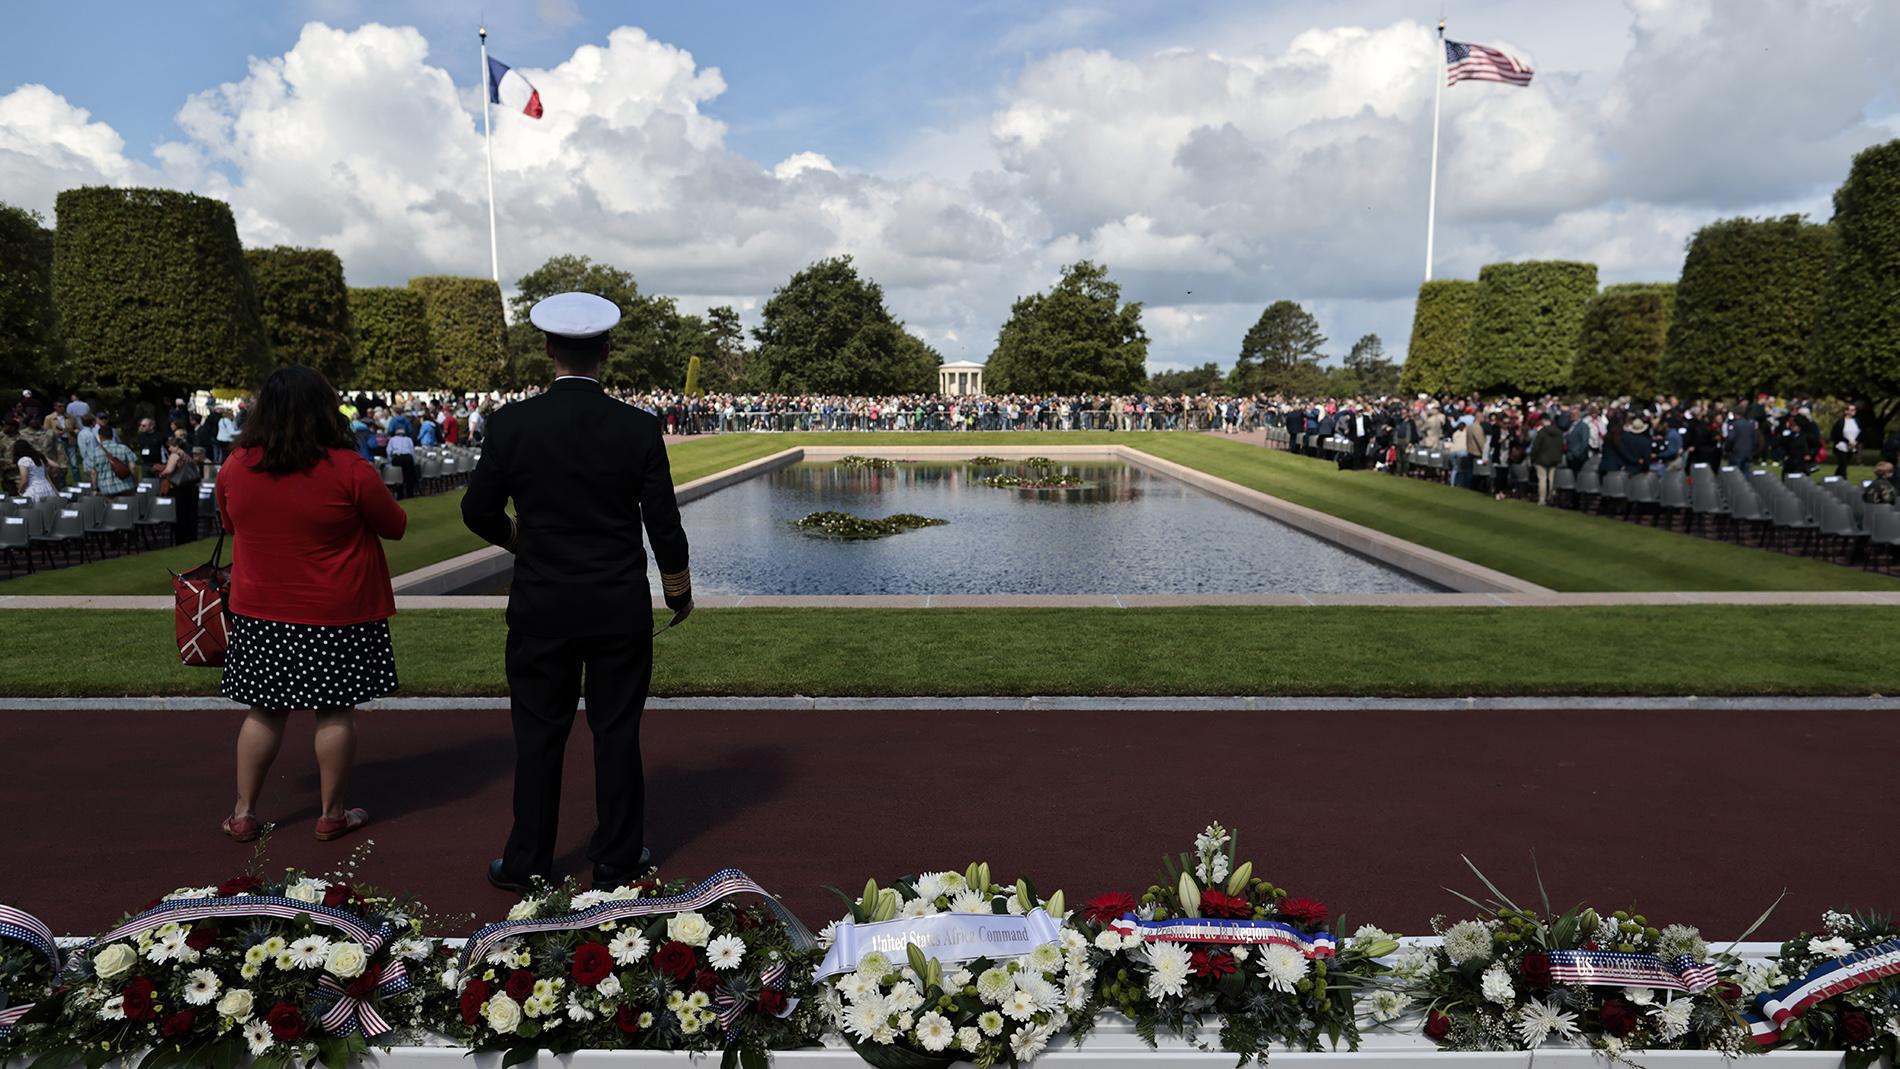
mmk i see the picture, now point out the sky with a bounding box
[3,0,1898,376]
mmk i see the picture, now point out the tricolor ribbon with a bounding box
[0,904,61,1041]
[458,869,811,975]
[71,894,395,981]
[712,960,796,1043]
[1109,914,1337,958]
[1742,939,1900,1046]
[1545,950,1720,993]
[312,961,413,1038]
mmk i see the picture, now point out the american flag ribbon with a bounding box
[312,961,412,1038]
[70,895,395,978]
[1742,939,1900,1046]
[1108,915,1338,958]
[1545,950,1720,993]
[712,960,792,1042]
[458,869,812,975]
[0,904,60,1038]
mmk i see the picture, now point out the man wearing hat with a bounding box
[462,291,693,894]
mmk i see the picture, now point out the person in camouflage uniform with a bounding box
[1865,461,1897,506]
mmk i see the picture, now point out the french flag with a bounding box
[486,55,543,119]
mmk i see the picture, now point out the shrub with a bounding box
[1811,139,1900,405]
[1571,283,1675,399]
[52,186,269,393]
[246,246,354,385]
[1463,261,1598,395]
[408,275,507,390]
[1661,215,1835,398]
[0,202,61,390]
[350,286,436,390]
[1399,280,1477,396]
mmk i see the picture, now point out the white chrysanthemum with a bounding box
[183,968,221,1005]
[97,996,126,1021]
[1258,944,1309,994]
[900,897,935,919]
[843,994,890,1040]
[1481,965,1516,1006]
[607,929,649,965]
[706,934,747,971]
[506,898,541,921]
[815,920,838,950]
[1443,920,1494,964]
[1064,971,1092,1010]
[1010,1021,1055,1062]
[287,936,331,969]
[836,971,878,1002]
[1144,942,1193,1000]
[569,891,609,911]
[1228,945,1249,962]
[976,967,1016,1004]
[244,1021,275,1055]
[1515,998,1580,1047]
[565,992,595,1022]
[914,873,955,902]
[1060,928,1087,951]
[1810,935,1855,959]
[857,951,893,981]
[1654,998,1694,1042]
[950,889,991,914]
[390,938,430,961]
[1001,987,1039,1021]
[240,962,260,981]
[1367,989,1409,1023]
[978,1010,1005,1036]
[887,981,925,1014]
[945,967,972,989]
[1015,970,1060,1007]
[1026,943,1064,974]
[956,1025,984,1051]
[1094,930,1124,952]
[914,1010,954,1051]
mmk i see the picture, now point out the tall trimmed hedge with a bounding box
[246,246,355,385]
[1660,215,1835,399]
[1398,280,1477,395]
[0,202,61,390]
[1811,139,1900,403]
[1462,261,1597,396]
[408,276,506,390]
[1571,283,1675,399]
[52,187,269,392]
[349,287,436,391]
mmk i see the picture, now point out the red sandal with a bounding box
[314,808,370,842]
[222,814,261,843]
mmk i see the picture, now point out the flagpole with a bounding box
[1424,17,1444,281]
[480,25,500,283]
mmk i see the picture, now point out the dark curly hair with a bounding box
[235,366,356,474]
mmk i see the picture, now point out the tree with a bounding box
[1571,283,1674,399]
[0,203,61,392]
[348,287,436,391]
[1463,260,1598,396]
[1661,215,1835,398]
[1148,362,1223,395]
[409,276,507,391]
[1399,280,1477,396]
[52,186,269,396]
[1338,333,1399,396]
[246,246,355,385]
[1811,139,1900,411]
[1228,300,1325,395]
[751,256,940,393]
[506,254,695,390]
[984,261,1147,394]
[698,305,749,391]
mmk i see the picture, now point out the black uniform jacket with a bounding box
[462,377,690,637]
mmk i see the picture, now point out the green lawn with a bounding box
[1,605,1894,697]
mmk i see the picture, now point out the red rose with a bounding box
[655,941,698,982]
[758,988,789,1016]
[347,972,381,999]
[1840,1009,1875,1045]
[215,876,261,897]
[504,969,536,1002]
[122,977,157,1022]
[1423,1010,1452,1041]
[266,1003,308,1041]
[1518,951,1552,989]
[571,942,613,986]
[1082,892,1140,926]
[614,1006,642,1034]
[160,1009,197,1038]
[185,923,220,952]
[694,968,720,994]
[1599,997,1638,1038]
[459,980,491,1025]
[1277,897,1329,928]
[1713,981,1743,1004]
[323,883,356,909]
[1189,949,1237,978]
[1198,890,1253,919]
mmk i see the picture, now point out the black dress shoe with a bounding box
[592,848,655,890]
[487,859,536,895]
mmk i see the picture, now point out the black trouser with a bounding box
[502,628,653,878]
[392,453,418,498]
[173,487,199,545]
[1836,450,1857,479]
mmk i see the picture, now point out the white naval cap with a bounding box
[528,291,620,339]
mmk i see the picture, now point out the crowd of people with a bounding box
[552,391,1271,435]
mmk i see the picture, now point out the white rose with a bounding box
[666,911,712,947]
[484,994,523,1034]
[324,941,369,979]
[92,943,138,980]
[597,973,623,999]
[286,880,325,905]
[217,989,256,1021]
[506,899,541,921]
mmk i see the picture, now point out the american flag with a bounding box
[1446,38,1534,87]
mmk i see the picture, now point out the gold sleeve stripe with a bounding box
[660,568,692,595]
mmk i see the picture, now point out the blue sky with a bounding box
[4,1,1896,373]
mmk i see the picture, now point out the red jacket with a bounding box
[217,447,407,626]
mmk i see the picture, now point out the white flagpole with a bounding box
[1424,17,1445,281]
[480,25,500,283]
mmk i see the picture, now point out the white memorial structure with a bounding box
[937,359,985,396]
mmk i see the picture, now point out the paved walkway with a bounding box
[3,703,1889,937]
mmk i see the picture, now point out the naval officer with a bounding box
[462,291,693,893]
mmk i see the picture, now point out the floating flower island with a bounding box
[791,511,947,539]
[833,455,901,470]
[979,473,1095,491]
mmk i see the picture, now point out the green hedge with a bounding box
[1571,283,1675,399]
[1462,261,1597,395]
[52,186,269,393]
[246,246,354,385]
[349,287,436,390]
[0,202,61,391]
[1811,139,1900,403]
[408,276,506,391]
[1398,280,1477,395]
[1661,215,1834,398]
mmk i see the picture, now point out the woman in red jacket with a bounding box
[216,366,407,843]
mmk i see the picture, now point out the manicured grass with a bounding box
[1,605,1894,697]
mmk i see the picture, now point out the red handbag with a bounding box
[173,531,231,667]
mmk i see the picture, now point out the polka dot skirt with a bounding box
[221,613,399,711]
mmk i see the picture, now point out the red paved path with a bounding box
[3,706,1889,938]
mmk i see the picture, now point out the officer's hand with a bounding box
[664,591,693,625]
